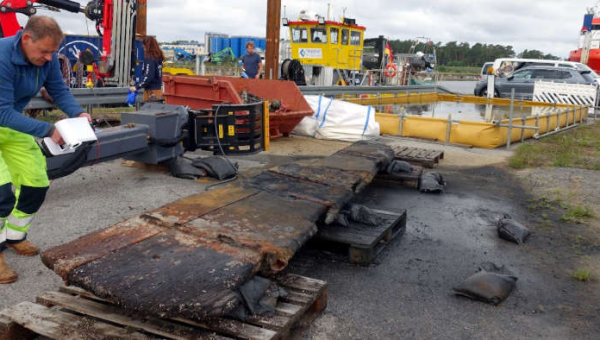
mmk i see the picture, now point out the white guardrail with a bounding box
[533,81,598,114]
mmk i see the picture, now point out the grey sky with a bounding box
[26,0,594,58]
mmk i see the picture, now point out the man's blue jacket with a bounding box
[0,31,83,138]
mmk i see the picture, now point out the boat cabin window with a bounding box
[341,29,349,45]
[311,27,328,43]
[330,27,339,45]
[292,28,308,43]
[350,31,362,46]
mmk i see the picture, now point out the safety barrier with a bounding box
[358,92,588,149]
[533,81,598,114]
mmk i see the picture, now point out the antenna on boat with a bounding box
[327,3,333,21]
[342,7,347,21]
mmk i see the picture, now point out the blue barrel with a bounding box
[221,37,231,50]
[240,37,253,53]
[584,14,594,31]
[230,37,241,57]
[257,38,266,51]
[211,37,219,53]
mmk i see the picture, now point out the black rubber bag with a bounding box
[169,157,207,180]
[453,269,518,306]
[192,157,238,180]
[496,214,530,245]
[385,160,413,175]
[419,172,446,193]
[335,204,384,227]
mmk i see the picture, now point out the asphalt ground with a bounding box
[1,137,598,339]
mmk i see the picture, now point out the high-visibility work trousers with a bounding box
[0,127,49,252]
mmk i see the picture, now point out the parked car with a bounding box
[479,62,494,81]
[474,66,597,100]
[492,58,594,76]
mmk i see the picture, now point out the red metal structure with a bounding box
[163,75,313,138]
[0,0,137,86]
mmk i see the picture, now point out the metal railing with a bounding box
[298,84,455,96]
[389,89,588,149]
[26,87,142,113]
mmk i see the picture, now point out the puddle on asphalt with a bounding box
[376,101,537,123]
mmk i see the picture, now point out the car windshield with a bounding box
[575,64,600,78]
[581,72,596,83]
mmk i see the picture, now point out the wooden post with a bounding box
[136,0,147,37]
[265,0,281,80]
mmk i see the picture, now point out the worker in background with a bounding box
[0,16,91,284]
[242,41,263,79]
[131,36,164,102]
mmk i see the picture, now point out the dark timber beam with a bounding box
[265,0,281,80]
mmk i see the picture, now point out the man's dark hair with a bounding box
[23,16,64,45]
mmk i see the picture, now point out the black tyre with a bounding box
[480,88,500,98]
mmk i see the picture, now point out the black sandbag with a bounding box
[192,157,238,180]
[169,157,207,180]
[228,276,288,320]
[419,172,446,193]
[385,160,413,175]
[496,214,530,245]
[333,204,383,227]
[453,266,518,306]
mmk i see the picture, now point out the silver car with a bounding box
[474,66,598,100]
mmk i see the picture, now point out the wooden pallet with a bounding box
[375,165,423,188]
[391,146,444,168]
[314,209,407,266]
[0,274,327,340]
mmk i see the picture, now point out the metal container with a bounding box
[163,75,313,138]
[230,37,242,57]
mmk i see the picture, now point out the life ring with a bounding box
[385,63,397,78]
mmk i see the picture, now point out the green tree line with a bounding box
[387,40,560,66]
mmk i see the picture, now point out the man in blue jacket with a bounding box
[0,16,90,284]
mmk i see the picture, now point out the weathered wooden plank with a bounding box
[42,141,388,322]
[0,314,36,340]
[183,192,321,273]
[271,163,367,193]
[68,231,258,321]
[245,314,291,330]
[41,217,163,281]
[144,185,259,227]
[0,302,148,339]
[243,171,354,210]
[276,274,327,293]
[282,291,313,305]
[36,291,221,340]
[275,302,302,317]
[173,317,277,340]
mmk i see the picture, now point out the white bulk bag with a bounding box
[293,95,381,142]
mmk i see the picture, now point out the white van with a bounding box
[479,62,494,81]
[492,58,599,79]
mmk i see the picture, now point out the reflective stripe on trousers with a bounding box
[5,211,34,242]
